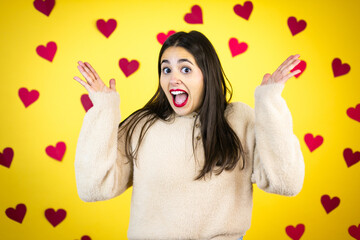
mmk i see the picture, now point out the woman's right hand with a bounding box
[74,61,116,93]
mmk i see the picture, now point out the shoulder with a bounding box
[225,102,254,123]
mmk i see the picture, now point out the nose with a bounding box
[169,72,182,85]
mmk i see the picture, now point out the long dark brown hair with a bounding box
[119,31,246,180]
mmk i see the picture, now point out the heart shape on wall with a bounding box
[229,38,248,57]
[36,41,57,62]
[45,208,66,227]
[347,104,360,122]
[96,19,117,38]
[332,58,350,77]
[288,17,306,36]
[5,204,26,223]
[157,31,176,45]
[349,225,360,240]
[286,224,305,240]
[304,133,323,152]
[46,142,66,161]
[184,5,203,24]
[343,148,360,168]
[0,147,14,168]
[119,58,139,77]
[18,88,39,108]
[33,0,55,17]
[233,1,253,20]
[290,60,306,78]
[81,94,93,112]
[321,195,340,214]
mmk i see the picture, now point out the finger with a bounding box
[78,61,96,80]
[73,76,91,92]
[109,78,116,90]
[84,62,101,80]
[282,59,301,74]
[283,70,301,82]
[278,54,300,72]
[77,64,94,84]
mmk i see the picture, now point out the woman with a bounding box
[73,31,305,240]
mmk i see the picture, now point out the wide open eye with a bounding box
[162,67,171,74]
[181,67,191,74]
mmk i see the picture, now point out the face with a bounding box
[160,47,205,116]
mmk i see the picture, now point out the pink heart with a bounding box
[36,41,57,62]
[18,88,39,108]
[81,94,93,112]
[157,30,176,45]
[33,0,55,17]
[96,19,117,38]
[290,60,306,78]
[286,224,305,240]
[347,104,360,122]
[119,58,139,77]
[349,225,360,240]
[184,5,203,24]
[321,195,340,214]
[0,147,14,168]
[233,1,253,20]
[5,204,26,223]
[343,148,360,168]
[46,142,66,161]
[45,208,66,227]
[229,38,248,57]
[332,58,350,77]
[288,17,307,36]
[304,133,323,152]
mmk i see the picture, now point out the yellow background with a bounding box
[1,0,359,239]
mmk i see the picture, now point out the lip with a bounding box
[170,89,188,108]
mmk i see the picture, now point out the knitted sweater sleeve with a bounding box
[249,83,305,196]
[74,91,133,202]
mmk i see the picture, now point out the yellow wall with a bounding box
[1,0,359,239]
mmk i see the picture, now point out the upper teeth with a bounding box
[171,91,185,95]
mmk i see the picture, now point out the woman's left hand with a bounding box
[261,54,302,86]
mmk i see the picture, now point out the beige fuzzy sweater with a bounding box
[74,83,305,240]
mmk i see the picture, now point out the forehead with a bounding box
[160,47,195,62]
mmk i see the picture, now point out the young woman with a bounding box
[73,31,305,240]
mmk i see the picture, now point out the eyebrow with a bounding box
[161,59,194,65]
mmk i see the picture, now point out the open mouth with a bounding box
[170,89,189,108]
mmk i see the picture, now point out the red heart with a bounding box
[343,148,360,168]
[96,19,117,38]
[157,30,176,45]
[286,224,305,240]
[332,58,350,77]
[36,41,57,62]
[119,58,139,77]
[288,17,307,36]
[46,142,66,161]
[18,88,40,108]
[81,94,93,112]
[321,195,340,214]
[45,208,66,227]
[233,1,253,20]
[184,5,203,24]
[229,38,248,57]
[0,147,14,168]
[5,204,26,223]
[33,0,55,17]
[290,60,306,78]
[347,104,360,122]
[81,236,91,240]
[304,133,323,152]
[349,224,360,240]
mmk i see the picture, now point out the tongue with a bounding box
[175,93,187,105]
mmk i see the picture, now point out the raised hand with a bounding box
[74,61,116,93]
[261,54,301,86]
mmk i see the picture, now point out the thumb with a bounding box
[109,78,116,90]
[261,73,271,85]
